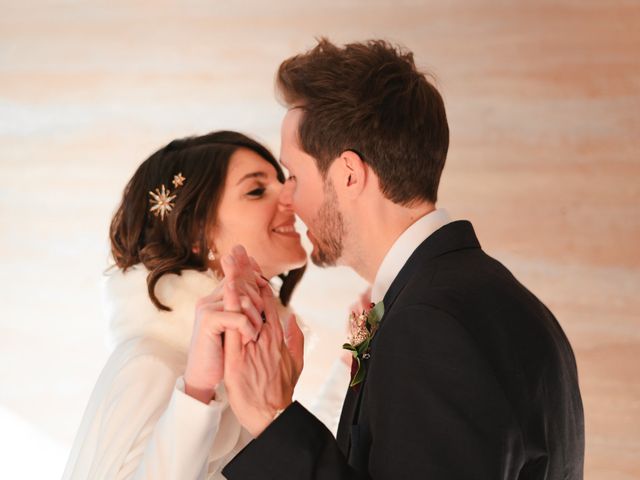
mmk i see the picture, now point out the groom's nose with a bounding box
[278,178,295,211]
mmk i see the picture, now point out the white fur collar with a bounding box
[102,264,219,352]
[101,264,303,355]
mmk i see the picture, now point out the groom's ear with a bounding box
[337,150,367,199]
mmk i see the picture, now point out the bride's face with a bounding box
[210,147,307,278]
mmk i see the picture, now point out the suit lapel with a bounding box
[336,380,358,453]
[381,220,480,312]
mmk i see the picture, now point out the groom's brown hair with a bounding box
[277,38,449,204]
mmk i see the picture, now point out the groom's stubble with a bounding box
[309,177,345,268]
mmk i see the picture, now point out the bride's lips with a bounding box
[272,220,300,238]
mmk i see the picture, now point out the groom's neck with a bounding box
[345,200,435,284]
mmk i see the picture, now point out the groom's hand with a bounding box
[223,278,304,437]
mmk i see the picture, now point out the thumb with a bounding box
[284,313,304,376]
[221,254,240,282]
[223,280,241,313]
[222,282,244,366]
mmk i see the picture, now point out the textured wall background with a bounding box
[1,1,638,478]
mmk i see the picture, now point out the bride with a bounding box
[62,131,349,479]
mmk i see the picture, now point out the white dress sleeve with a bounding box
[286,308,351,437]
[61,341,228,480]
[307,357,351,436]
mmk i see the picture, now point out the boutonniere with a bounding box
[342,301,385,387]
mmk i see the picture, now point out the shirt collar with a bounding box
[370,208,451,304]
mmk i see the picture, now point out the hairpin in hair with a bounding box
[172,172,185,188]
[149,173,186,221]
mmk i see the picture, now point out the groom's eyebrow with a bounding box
[236,171,267,185]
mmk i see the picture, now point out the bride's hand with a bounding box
[183,247,268,404]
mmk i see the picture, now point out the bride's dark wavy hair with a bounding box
[109,130,306,311]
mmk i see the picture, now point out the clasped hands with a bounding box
[184,245,304,437]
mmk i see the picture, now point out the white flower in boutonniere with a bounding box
[342,301,385,387]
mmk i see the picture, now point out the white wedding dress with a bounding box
[61,265,350,480]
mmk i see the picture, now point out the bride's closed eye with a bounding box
[246,186,266,198]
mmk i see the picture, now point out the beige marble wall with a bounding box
[1,1,638,478]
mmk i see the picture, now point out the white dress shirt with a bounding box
[371,209,451,304]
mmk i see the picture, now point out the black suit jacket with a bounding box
[222,221,584,479]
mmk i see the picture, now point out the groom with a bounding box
[220,39,584,479]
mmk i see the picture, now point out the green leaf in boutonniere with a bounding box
[342,301,385,387]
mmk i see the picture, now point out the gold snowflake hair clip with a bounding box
[172,172,185,188]
[149,184,176,221]
[149,173,186,221]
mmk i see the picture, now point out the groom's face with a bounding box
[280,109,345,267]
